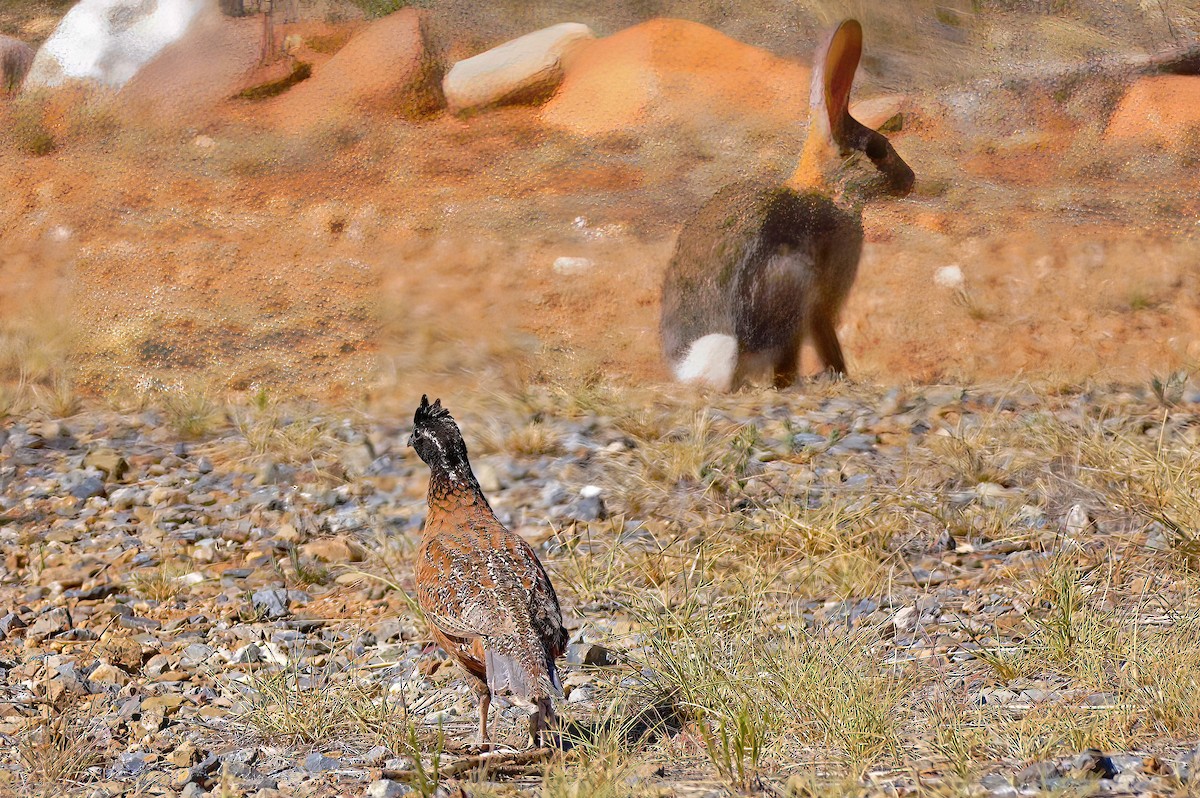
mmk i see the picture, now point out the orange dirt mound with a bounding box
[119,9,260,125]
[1104,75,1200,149]
[541,17,811,137]
[263,9,443,132]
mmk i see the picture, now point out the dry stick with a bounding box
[380,747,557,781]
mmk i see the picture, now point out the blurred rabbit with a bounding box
[660,19,914,390]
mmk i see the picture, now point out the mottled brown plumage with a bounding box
[409,396,567,748]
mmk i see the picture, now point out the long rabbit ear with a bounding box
[819,19,863,143]
[791,19,914,196]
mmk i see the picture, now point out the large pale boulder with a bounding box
[1,35,35,93]
[541,18,812,137]
[119,6,259,122]
[1104,75,1200,150]
[267,9,443,130]
[24,0,210,91]
[443,22,593,113]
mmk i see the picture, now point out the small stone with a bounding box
[88,662,130,686]
[362,746,391,767]
[443,23,594,112]
[0,612,27,638]
[252,589,291,619]
[475,462,502,493]
[142,695,186,713]
[230,643,263,664]
[566,493,606,522]
[118,615,162,631]
[70,475,107,500]
[565,643,617,667]
[553,256,594,275]
[366,778,412,798]
[169,743,200,768]
[303,752,340,773]
[108,752,150,778]
[1016,760,1060,786]
[1064,503,1092,537]
[26,608,71,642]
[108,486,143,510]
[275,522,300,543]
[567,685,593,704]
[83,448,129,480]
[180,782,206,798]
[1072,749,1118,779]
[935,264,965,289]
[300,537,364,563]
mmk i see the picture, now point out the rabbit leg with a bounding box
[811,316,847,378]
[772,339,802,389]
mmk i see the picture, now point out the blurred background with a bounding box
[0,0,1198,415]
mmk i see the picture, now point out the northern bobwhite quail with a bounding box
[409,395,568,748]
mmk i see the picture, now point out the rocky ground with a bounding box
[4,381,1200,797]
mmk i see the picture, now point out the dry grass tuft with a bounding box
[235,656,409,750]
[11,696,106,796]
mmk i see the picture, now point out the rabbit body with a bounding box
[659,19,913,391]
[661,183,863,390]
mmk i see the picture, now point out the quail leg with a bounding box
[475,682,492,750]
[530,697,556,748]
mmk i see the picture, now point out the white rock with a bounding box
[553,256,593,275]
[229,643,262,664]
[366,779,412,798]
[443,22,593,112]
[24,0,209,90]
[891,605,918,633]
[423,707,456,724]
[1064,504,1091,537]
[1,34,35,93]
[934,264,965,290]
[580,485,602,499]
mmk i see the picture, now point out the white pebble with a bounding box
[553,256,593,275]
[934,264,964,289]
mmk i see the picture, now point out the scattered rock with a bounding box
[1016,760,1060,786]
[935,264,965,290]
[566,642,617,667]
[1063,503,1091,537]
[25,0,209,89]
[119,7,260,124]
[26,607,71,642]
[303,752,341,773]
[366,779,412,798]
[553,256,594,275]
[251,588,308,619]
[0,34,34,93]
[83,448,129,480]
[444,22,593,113]
[269,9,444,130]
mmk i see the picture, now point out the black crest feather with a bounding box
[414,394,454,427]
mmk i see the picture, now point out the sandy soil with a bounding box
[0,10,1199,412]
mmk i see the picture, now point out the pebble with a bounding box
[0,389,1195,798]
[366,779,412,798]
